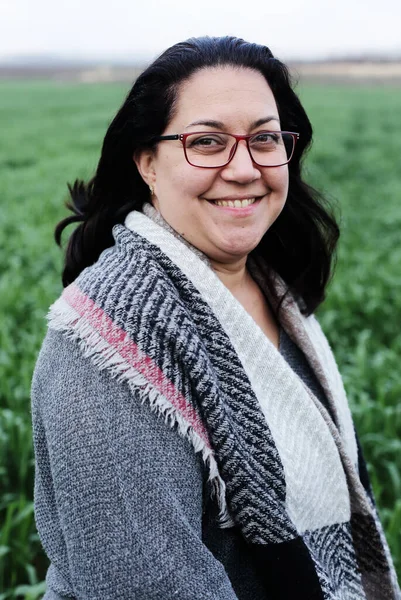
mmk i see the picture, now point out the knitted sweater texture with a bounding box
[31,205,401,599]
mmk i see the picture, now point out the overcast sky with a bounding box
[1,0,401,62]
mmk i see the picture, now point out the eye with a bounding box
[188,134,227,148]
[251,131,281,144]
[186,133,229,155]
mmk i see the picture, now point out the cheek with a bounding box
[159,162,216,197]
[262,166,289,193]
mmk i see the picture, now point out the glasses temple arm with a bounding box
[152,134,180,142]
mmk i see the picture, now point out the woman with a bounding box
[31,36,400,599]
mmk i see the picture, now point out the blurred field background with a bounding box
[0,72,401,598]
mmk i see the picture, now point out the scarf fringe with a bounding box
[47,296,234,529]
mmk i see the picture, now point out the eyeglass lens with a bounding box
[184,132,294,167]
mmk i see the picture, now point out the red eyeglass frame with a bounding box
[151,131,300,168]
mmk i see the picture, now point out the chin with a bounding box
[222,231,265,254]
[217,239,260,260]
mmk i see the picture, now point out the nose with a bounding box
[220,140,261,183]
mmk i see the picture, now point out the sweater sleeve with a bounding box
[31,328,238,600]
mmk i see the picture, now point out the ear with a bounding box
[133,149,156,189]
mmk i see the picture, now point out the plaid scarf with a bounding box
[48,205,400,599]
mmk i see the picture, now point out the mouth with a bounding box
[206,196,263,208]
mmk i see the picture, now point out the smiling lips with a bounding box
[212,198,257,208]
[208,196,265,208]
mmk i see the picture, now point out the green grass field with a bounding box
[1,79,400,598]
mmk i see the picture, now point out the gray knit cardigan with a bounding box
[31,205,401,599]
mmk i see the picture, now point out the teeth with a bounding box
[214,198,256,208]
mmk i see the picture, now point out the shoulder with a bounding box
[31,327,205,483]
[31,327,124,431]
[32,326,107,399]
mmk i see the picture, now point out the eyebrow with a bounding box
[185,116,280,130]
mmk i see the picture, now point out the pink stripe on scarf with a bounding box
[63,282,210,446]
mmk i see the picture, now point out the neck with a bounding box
[209,257,250,294]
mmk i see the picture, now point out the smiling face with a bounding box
[135,66,289,267]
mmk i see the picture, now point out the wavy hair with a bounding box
[55,35,339,315]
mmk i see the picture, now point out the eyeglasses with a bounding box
[152,130,300,168]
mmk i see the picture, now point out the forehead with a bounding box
[170,66,279,128]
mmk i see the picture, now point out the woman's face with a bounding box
[136,66,289,266]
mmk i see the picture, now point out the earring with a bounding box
[149,184,154,195]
